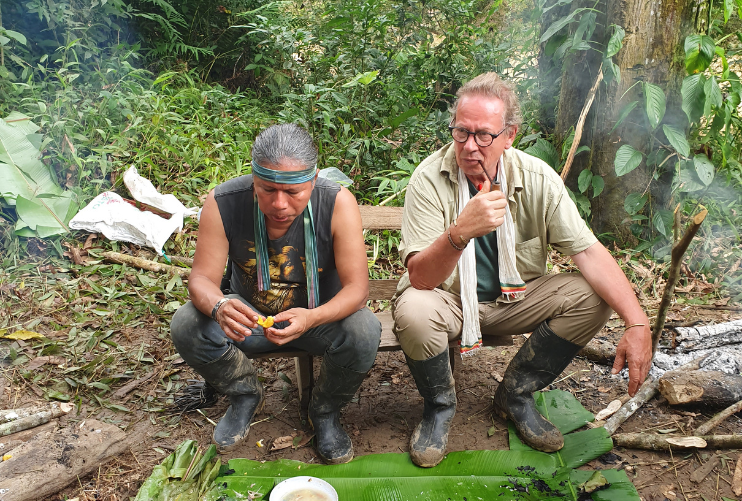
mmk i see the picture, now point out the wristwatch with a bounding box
[211,298,230,321]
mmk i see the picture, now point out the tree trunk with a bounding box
[553,0,696,243]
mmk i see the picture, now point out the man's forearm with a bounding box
[407,226,466,290]
[305,283,369,328]
[189,274,226,318]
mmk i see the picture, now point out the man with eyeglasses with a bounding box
[392,72,652,467]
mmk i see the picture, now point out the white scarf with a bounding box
[457,155,526,356]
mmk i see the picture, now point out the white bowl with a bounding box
[269,476,339,501]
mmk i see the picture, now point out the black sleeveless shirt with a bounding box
[214,176,341,315]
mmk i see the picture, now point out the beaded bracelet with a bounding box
[447,229,465,251]
[452,219,469,246]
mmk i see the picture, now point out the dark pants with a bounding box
[171,294,381,373]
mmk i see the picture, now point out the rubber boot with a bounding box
[493,322,582,452]
[195,344,263,450]
[308,357,367,464]
[406,351,457,468]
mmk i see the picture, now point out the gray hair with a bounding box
[450,72,522,129]
[252,123,318,169]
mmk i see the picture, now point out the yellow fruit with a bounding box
[257,316,274,328]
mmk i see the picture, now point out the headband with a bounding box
[251,160,317,184]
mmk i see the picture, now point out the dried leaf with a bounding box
[270,435,296,451]
[487,426,496,437]
[3,330,45,340]
[595,400,622,421]
[83,233,98,250]
[665,436,707,448]
[26,355,66,371]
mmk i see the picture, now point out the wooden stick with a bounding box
[168,255,194,267]
[603,355,708,435]
[577,338,616,365]
[693,399,742,436]
[652,209,708,353]
[102,251,190,277]
[0,403,72,437]
[613,433,742,451]
[560,68,603,181]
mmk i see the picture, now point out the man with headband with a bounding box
[393,72,652,467]
[171,123,381,463]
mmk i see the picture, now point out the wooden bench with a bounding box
[248,205,510,412]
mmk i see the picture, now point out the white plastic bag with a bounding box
[122,166,198,217]
[69,192,184,255]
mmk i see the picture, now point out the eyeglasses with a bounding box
[448,118,508,147]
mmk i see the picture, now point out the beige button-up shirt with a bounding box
[396,142,598,301]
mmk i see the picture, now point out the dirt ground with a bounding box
[3,305,741,501]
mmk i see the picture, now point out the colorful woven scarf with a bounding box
[252,160,319,309]
[457,155,526,356]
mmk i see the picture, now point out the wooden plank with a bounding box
[360,206,403,230]
[294,355,313,415]
[369,279,399,301]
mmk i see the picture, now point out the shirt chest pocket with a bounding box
[515,237,547,281]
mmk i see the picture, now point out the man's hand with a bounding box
[215,299,259,342]
[264,308,312,345]
[612,323,653,396]
[454,189,508,241]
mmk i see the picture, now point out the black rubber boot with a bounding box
[195,344,263,450]
[308,357,367,464]
[493,322,583,452]
[406,351,457,468]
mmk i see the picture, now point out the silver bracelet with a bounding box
[211,298,230,321]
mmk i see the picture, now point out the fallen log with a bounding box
[613,433,742,451]
[659,370,742,407]
[102,251,189,277]
[693,398,742,436]
[603,355,708,435]
[0,419,128,501]
[672,319,742,352]
[577,338,616,366]
[0,403,72,437]
[651,209,707,353]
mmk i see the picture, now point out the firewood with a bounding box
[102,251,189,277]
[693,398,742,436]
[652,209,707,353]
[603,355,708,435]
[577,338,616,365]
[613,433,742,451]
[0,403,72,437]
[659,370,742,407]
[672,319,742,352]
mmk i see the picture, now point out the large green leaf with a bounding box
[724,0,735,23]
[524,138,560,169]
[643,82,666,130]
[703,76,723,116]
[0,113,77,237]
[678,161,706,192]
[508,424,613,469]
[540,8,589,43]
[611,100,638,133]
[662,124,690,157]
[578,169,593,193]
[605,25,625,58]
[624,193,648,215]
[681,74,706,123]
[684,34,715,74]
[614,144,643,176]
[224,450,571,500]
[653,209,675,238]
[570,469,641,501]
[693,153,715,186]
[592,175,605,197]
